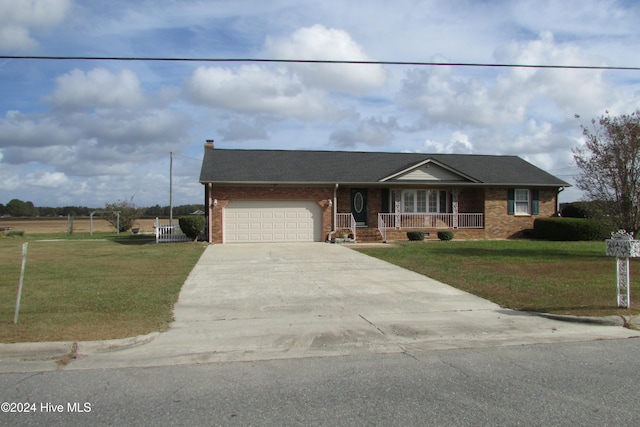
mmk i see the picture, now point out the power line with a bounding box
[1,55,639,71]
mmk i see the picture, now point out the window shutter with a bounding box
[507,189,515,215]
[531,189,539,215]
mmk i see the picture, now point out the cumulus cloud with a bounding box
[0,0,72,50]
[419,131,475,154]
[0,110,81,148]
[0,65,191,181]
[23,170,70,188]
[399,32,612,130]
[184,65,340,120]
[265,24,387,94]
[46,68,147,111]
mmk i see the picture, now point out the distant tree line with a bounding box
[0,199,204,218]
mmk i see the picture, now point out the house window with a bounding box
[515,189,530,215]
[403,190,415,212]
[401,190,445,213]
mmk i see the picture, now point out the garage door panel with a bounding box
[224,200,321,243]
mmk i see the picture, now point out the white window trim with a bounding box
[514,189,531,216]
[401,189,446,213]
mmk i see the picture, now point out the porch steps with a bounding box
[355,227,383,242]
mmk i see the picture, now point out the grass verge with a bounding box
[0,233,206,343]
[357,240,640,317]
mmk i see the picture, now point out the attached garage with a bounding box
[224,200,322,243]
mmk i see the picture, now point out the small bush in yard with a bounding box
[407,231,425,241]
[437,231,454,241]
[5,229,25,237]
[179,216,206,241]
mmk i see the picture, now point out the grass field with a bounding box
[357,240,640,317]
[0,232,205,343]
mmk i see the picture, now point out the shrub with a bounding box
[437,231,454,241]
[179,216,206,241]
[407,231,425,241]
[5,229,25,237]
[561,203,588,218]
[104,199,140,232]
[533,218,610,241]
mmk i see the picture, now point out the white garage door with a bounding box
[224,200,322,243]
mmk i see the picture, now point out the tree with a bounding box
[104,199,140,232]
[573,110,640,235]
[6,199,38,217]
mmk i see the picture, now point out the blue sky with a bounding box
[1,0,639,207]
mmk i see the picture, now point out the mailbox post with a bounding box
[605,230,640,308]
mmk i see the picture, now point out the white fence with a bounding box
[154,218,191,243]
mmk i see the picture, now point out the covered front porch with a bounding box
[334,212,484,242]
[330,186,485,242]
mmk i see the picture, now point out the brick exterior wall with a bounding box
[205,184,559,243]
[207,185,334,243]
[484,187,558,239]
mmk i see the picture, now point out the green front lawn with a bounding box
[0,234,206,343]
[357,240,640,317]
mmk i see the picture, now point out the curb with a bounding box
[0,332,159,359]
[77,332,160,355]
[536,313,640,328]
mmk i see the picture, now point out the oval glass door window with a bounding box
[354,192,364,213]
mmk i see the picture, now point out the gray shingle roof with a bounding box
[199,148,570,187]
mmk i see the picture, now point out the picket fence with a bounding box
[154,218,191,243]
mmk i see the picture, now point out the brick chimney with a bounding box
[204,139,215,149]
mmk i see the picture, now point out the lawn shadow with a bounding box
[109,235,156,245]
[427,246,608,261]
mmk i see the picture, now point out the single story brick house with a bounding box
[199,141,570,243]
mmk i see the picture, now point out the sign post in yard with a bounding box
[13,242,28,324]
[605,230,640,308]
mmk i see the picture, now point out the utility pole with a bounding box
[169,151,173,226]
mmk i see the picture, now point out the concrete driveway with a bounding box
[4,243,639,371]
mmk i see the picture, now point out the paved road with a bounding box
[2,339,640,426]
[1,243,639,372]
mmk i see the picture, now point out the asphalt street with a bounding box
[1,339,639,426]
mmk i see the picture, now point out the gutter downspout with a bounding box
[207,183,213,243]
[556,186,565,216]
[328,183,339,242]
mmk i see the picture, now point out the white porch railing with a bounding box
[336,213,357,241]
[378,214,388,242]
[378,213,484,230]
[155,218,191,243]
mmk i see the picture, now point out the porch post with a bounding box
[393,190,402,229]
[451,188,460,229]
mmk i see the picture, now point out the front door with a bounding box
[351,188,368,226]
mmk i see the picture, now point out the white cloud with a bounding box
[0,110,80,148]
[265,24,387,94]
[46,68,147,111]
[23,170,70,188]
[398,31,614,134]
[184,65,340,120]
[0,0,72,50]
[419,131,474,154]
